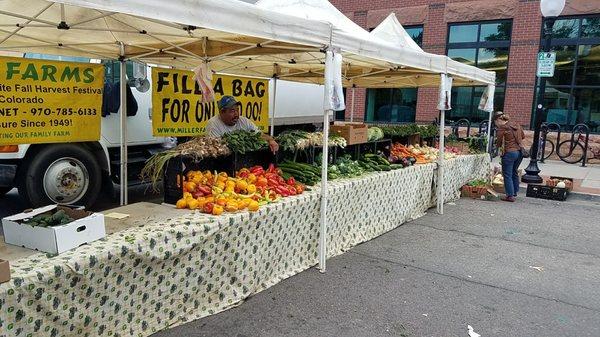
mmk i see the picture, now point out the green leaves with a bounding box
[222,131,268,154]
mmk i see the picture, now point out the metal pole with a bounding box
[486,108,493,155]
[349,84,356,122]
[319,109,331,272]
[523,18,555,184]
[270,77,277,137]
[119,43,128,205]
[437,109,445,214]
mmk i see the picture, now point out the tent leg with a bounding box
[349,85,355,122]
[270,77,277,136]
[318,109,332,273]
[486,110,493,155]
[437,110,445,215]
[119,50,128,206]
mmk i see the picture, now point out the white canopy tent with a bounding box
[0,0,495,272]
[0,0,332,207]
[367,13,497,214]
[254,0,496,268]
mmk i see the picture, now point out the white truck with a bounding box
[0,54,325,207]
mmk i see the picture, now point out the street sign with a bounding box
[537,52,556,77]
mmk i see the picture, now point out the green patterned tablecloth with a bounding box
[0,155,489,337]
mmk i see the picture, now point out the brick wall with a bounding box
[331,0,600,129]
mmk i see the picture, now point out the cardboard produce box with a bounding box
[0,259,9,284]
[2,205,106,254]
[330,122,368,145]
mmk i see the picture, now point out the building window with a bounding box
[365,88,418,123]
[534,15,600,132]
[404,25,424,47]
[365,25,423,123]
[446,20,512,123]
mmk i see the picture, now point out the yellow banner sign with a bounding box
[152,68,269,136]
[0,56,103,145]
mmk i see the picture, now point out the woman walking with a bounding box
[495,112,525,202]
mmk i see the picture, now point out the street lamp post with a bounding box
[522,0,565,184]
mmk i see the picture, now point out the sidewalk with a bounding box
[491,158,600,195]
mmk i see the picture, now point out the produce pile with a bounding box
[367,127,385,141]
[176,164,305,214]
[141,136,231,191]
[279,153,407,183]
[390,144,457,164]
[275,130,311,152]
[276,131,348,152]
[222,130,268,154]
[22,209,74,227]
[379,124,438,139]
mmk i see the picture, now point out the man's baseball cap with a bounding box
[218,95,239,110]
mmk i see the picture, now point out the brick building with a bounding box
[331,0,600,130]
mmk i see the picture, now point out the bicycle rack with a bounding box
[539,122,561,163]
[451,119,471,141]
[574,124,590,167]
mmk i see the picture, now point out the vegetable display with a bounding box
[141,136,231,191]
[275,130,311,152]
[176,164,305,214]
[278,161,321,185]
[307,132,347,148]
[22,209,74,227]
[367,127,385,142]
[379,124,438,139]
[222,130,268,154]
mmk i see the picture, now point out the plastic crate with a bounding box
[526,184,568,201]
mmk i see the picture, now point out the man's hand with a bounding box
[268,139,279,153]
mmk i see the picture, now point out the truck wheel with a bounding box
[19,144,102,208]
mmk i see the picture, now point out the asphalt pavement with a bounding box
[151,195,600,337]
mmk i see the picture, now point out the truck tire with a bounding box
[18,144,102,208]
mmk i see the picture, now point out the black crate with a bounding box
[526,184,568,201]
[162,150,276,204]
[162,156,224,204]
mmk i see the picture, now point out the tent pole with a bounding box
[270,76,277,137]
[319,109,331,273]
[437,109,445,215]
[349,84,355,122]
[119,43,128,206]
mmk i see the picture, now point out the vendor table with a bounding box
[0,155,489,337]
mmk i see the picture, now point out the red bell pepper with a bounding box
[267,163,276,173]
[286,177,296,186]
[275,185,289,197]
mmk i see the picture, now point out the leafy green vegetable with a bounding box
[222,130,268,154]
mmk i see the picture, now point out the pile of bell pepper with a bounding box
[176,163,304,215]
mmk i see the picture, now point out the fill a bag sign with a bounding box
[152,68,269,136]
[0,56,103,145]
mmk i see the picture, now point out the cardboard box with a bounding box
[0,259,9,284]
[2,205,106,254]
[330,122,368,145]
[546,176,573,191]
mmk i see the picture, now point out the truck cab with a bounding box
[0,54,172,207]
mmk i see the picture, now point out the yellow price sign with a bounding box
[0,56,103,145]
[152,68,269,136]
